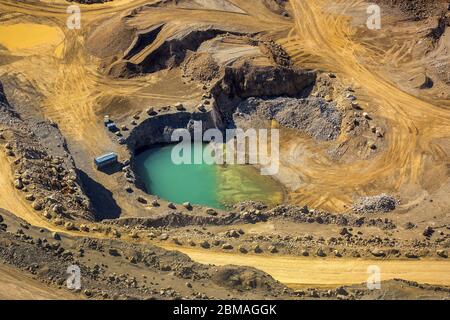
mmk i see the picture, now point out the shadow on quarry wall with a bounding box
[77,169,121,220]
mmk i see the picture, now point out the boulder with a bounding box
[371,248,386,257]
[25,194,35,201]
[109,248,121,257]
[168,203,177,209]
[268,245,278,253]
[151,200,160,207]
[137,196,147,204]
[183,202,192,210]
[64,222,76,231]
[200,241,210,249]
[160,233,169,241]
[423,226,434,237]
[146,107,158,116]
[238,246,248,254]
[14,179,23,190]
[32,201,43,211]
[52,232,61,240]
[316,248,326,257]
[222,243,233,250]
[175,103,185,111]
[437,250,448,258]
[206,208,217,216]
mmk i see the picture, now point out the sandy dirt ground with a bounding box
[0,0,449,297]
[0,264,81,300]
[277,0,450,212]
[163,245,450,288]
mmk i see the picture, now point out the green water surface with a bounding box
[135,143,284,209]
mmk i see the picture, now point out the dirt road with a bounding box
[159,244,450,288]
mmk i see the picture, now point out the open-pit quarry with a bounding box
[0,0,449,301]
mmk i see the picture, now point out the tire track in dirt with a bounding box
[277,0,450,211]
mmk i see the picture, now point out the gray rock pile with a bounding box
[237,97,342,141]
[352,194,398,214]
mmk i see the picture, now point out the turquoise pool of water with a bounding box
[134,143,284,209]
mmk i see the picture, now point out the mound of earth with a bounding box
[237,97,342,141]
[86,15,138,59]
[107,24,245,77]
[210,59,316,124]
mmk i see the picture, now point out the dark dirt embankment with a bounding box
[0,81,95,221]
[373,0,448,20]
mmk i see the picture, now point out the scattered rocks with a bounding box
[353,194,398,213]
[225,230,240,238]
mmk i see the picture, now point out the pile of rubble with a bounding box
[352,194,398,214]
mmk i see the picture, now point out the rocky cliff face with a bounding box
[211,61,316,125]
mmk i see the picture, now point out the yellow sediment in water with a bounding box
[0,23,64,54]
[217,165,285,207]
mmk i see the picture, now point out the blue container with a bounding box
[94,152,118,169]
[106,122,119,132]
